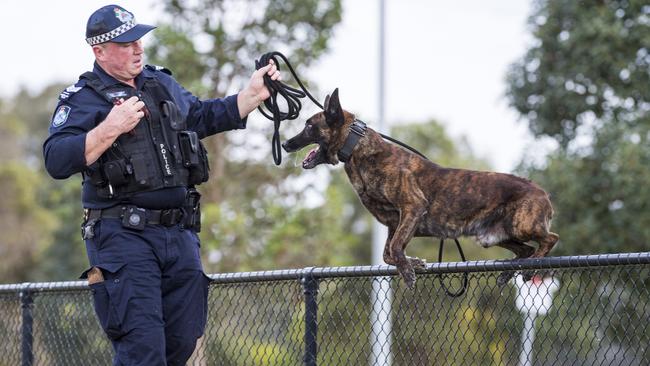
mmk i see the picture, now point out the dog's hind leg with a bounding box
[496,240,535,286]
[512,196,558,259]
[497,240,535,259]
[531,232,559,258]
[521,232,557,283]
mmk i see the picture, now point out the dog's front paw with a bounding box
[398,264,417,289]
[497,271,514,287]
[408,256,427,271]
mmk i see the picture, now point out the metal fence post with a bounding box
[20,285,34,366]
[302,267,319,366]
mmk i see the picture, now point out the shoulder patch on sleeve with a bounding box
[52,105,71,127]
[145,64,173,75]
[58,80,86,101]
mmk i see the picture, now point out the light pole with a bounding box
[369,0,392,365]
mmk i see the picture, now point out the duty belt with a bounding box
[84,205,184,227]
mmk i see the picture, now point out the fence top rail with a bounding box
[1,252,649,292]
[208,251,650,283]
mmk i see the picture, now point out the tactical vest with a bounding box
[81,69,209,199]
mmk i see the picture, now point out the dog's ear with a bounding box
[325,88,343,126]
[324,94,331,111]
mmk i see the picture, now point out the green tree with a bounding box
[507,0,650,254]
[0,85,70,283]
[506,0,649,147]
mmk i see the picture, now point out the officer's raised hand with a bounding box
[237,59,281,119]
[105,96,146,133]
[85,96,145,165]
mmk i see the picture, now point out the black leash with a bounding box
[437,238,469,297]
[255,52,324,165]
[255,51,467,295]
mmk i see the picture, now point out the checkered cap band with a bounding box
[86,20,137,46]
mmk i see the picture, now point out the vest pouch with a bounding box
[178,131,210,185]
[86,164,107,187]
[160,100,185,131]
[192,141,210,185]
[102,159,131,186]
[130,154,153,189]
[179,131,200,168]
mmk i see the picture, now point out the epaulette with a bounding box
[145,64,173,75]
[58,80,86,101]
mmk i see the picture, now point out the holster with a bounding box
[182,188,202,232]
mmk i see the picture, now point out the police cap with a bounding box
[85,5,155,46]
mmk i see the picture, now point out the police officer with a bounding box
[43,5,280,365]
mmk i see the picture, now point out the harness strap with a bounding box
[79,72,114,104]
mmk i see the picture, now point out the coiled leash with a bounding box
[255,52,322,165]
[255,51,468,295]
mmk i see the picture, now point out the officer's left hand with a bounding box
[237,60,281,119]
[249,59,280,101]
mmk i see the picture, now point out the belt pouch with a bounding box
[102,159,131,186]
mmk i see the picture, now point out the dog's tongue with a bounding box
[303,147,319,166]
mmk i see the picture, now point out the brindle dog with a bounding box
[282,89,559,288]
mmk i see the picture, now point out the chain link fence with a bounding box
[1,252,650,365]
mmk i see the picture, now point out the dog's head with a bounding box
[282,88,353,169]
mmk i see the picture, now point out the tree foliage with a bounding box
[507,0,650,147]
[508,0,650,254]
[149,0,342,98]
[0,85,73,283]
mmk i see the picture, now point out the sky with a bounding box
[1,0,540,173]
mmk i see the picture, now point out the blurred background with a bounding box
[0,0,648,283]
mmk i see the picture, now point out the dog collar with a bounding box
[337,119,367,163]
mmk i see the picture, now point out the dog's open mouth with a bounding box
[303,146,326,169]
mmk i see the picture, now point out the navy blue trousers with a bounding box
[82,218,210,366]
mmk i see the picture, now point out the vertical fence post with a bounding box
[302,268,319,366]
[20,285,34,366]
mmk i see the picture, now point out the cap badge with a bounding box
[114,8,134,23]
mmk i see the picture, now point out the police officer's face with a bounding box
[94,40,144,84]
